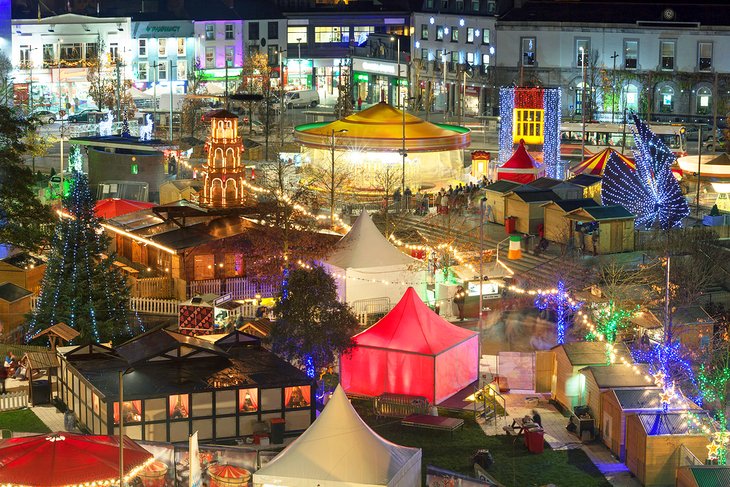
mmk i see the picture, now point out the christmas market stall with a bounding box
[565,174,603,202]
[526,177,583,200]
[0,432,153,487]
[676,465,730,487]
[504,189,560,234]
[564,205,636,254]
[178,294,244,336]
[253,385,422,487]
[541,199,601,245]
[340,287,478,404]
[56,329,315,443]
[483,180,522,225]
[625,411,714,487]
[497,140,545,184]
[94,198,157,220]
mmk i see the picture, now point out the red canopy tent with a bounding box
[497,140,545,184]
[0,433,153,487]
[94,198,156,219]
[340,287,479,404]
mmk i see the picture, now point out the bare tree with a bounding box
[302,150,354,228]
[373,165,402,238]
[180,61,207,140]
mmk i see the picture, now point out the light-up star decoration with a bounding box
[601,114,689,229]
[534,281,582,345]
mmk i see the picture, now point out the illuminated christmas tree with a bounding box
[601,114,689,229]
[29,171,133,344]
[534,281,582,344]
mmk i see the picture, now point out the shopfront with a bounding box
[313,59,349,107]
[286,58,313,90]
[464,85,481,116]
[352,57,406,107]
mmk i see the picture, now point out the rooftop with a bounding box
[580,364,654,388]
[565,174,603,188]
[567,205,635,221]
[508,190,560,203]
[0,282,32,303]
[483,180,523,194]
[635,411,715,436]
[612,387,697,410]
[0,253,45,270]
[542,198,601,213]
[555,341,632,366]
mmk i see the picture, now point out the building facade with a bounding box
[11,13,133,114]
[193,18,244,92]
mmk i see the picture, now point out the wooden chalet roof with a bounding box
[23,350,59,370]
[554,341,632,366]
[580,364,654,388]
[32,323,80,343]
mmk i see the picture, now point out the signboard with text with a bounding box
[352,57,406,78]
[133,20,195,39]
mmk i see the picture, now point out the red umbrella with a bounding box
[94,198,156,220]
[0,433,153,487]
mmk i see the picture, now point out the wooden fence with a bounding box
[130,277,176,299]
[187,278,280,300]
[0,392,28,412]
[129,297,180,316]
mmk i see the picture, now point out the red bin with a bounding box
[505,216,516,235]
[525,428,545,454]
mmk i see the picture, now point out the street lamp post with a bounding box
[278,49,286,144]
[392,36,407,199]
[610,51,619,123]
[297,38,302,89]
[479,197,487,335]
[580,46,587,159]
[330,128,348,227]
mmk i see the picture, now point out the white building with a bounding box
[12,14,133,114]
[193,18,244,92]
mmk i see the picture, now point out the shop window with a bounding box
[60,43,82,64]
[169,394,190,419]
[194,254,215,280]
[225,46,235,67]
[138,39,147,57]
[177,38,185,56]
[145,397,166,422]
[466,28,474,43]
[114,400,142,424]
[205,47,215,68]
[450,26,458,42]
[698,42,712,71]
[436,26,444,41]
[85,42,98,62]
[576,38,590,67]
[421,24,428,40]
[287,26,308,44]
[239,388,259,412]
[158,62,167,81]
[513,108,543,145]
[268,21,279,39]
[248,22,259,41]
[521,37,536,66]
[285,386,311,408]
[660,40,675,70]
[177,60,187,80]
[158,38,167,57]
[225,24,234,40]
[205,23,215,41]
[624,40,638,69]
[138,61,148,81]
[192,392,213,416]
[482,29,490,45]
[260,388,282,410]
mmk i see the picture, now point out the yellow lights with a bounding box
[513,108,544,145]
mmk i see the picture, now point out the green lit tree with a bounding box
[29,171,133,344]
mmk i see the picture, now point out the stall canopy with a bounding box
[571,148,636,176]
[253,385,421,487]
[497,140,545,183]
[0,433,153,487]
[94,198,156,219]
[340,287,479,404]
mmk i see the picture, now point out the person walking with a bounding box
[0,364,7,394]
[357,96,363,110]
[453,285,466,321]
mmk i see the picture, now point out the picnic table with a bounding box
[502,417,539,441]
[401,414,465,437]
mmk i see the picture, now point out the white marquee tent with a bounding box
[322,212,427,309]
[253,385,422,487]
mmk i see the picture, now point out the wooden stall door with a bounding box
[498,352,534,391]
[534,351,554,393]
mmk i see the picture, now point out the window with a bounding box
[482,53,490,66]
[450,26,458,42]
[248,45,259,55]
[466,27,474,43]
[248,22,259,41]
[224,253,244,277]
[287,26,308,44]
[660,40,675,70]
[472,0,479,11]
[114,400,142,424]
[268,45,278,66]
[421,24,429,40]
[19,45,30,66]
[268,21,278,39]
[624,84,638,111]
[698,42,712,71]
[521,37,536,66]
[109,43,119,63]
[513,109,543,144]
[85,42,98,61]
[169,394,189,419]
[225,23,234,40]
[177,38,185,56]
[697,86,711,115]
[421,48,428,60]
[138,39,147,57]
[239,388,258,412]
[482,28,490,44]
[487,0,496,14]
[456,0,464,10]
[353,26,373,43]
[158,38,167,57]
[427,0,433,7]
[441,0,448,7]
[575,83,585,115]
[659,85,674,113]
[314,26,348,43]
[624,40,638,69]
[177,60,187,80]
[225,46,235,67]
[466,51,474,64]
[60,43,82,64]
[205,47,215,68]
[576,38,590,67]
[205,23,215,41]
[158,61,167,80]
[194,254,215,280]
[285,386,311,408]
[138,61,148,80]
[451,51,459,64]
[436,26,444,41]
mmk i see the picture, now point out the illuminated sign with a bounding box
[352,58,405,77]
[467,281,499,297]
[133,21,194,39]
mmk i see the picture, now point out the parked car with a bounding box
[68,109,105,123]
[704,135,727,153]
[30,110,57,124]
[284,90,320,109]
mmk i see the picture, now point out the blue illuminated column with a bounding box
[498,87,514,164]
[543,88,561,178]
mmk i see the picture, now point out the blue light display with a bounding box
[534,281,582,345]
[498,87,514,164]
[542,88,561,178]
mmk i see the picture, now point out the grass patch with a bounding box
[0,408,51,434]
[353,400,610,487]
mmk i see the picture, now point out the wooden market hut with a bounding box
[526,177,584,200]
[565,205,636,254]
[483,180,522,225]
[676,465,730,487]
[0,253,46,295]
[601,387,699,461]
[504,190,560,234]
[0,282,32,336]
[565,174,603,202]
[579,364,655,430]
[24,350,60,405]
[551,342,632,411]
[238,318,273,340]
[542,199,601,244]
[625,411,713,487]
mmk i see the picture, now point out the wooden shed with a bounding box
[580,364,655,426]
[0,282,32,336]
[551,341,632,411]
[483,180,522,225]
[676,465,730,487]
[505,190,561,234]
[625,412,713,487]
[671,306,715,352]
[238,318,273,340]
[0,253,46,295]
[565,205,636,254]
[565,174,602,202]
[601,387,699,461]
[526,177,584,200]
[542,199,601,244]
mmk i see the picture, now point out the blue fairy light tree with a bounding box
[601,114,689,230]
[534,281,582,345]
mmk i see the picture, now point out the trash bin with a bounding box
[505,216,516,235]
[63,410,76,432]
[525,428,545,454]
[30,380,50,405]
[269,418,286,445]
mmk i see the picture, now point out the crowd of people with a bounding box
[390,177,494,217]
[0,353,29,393]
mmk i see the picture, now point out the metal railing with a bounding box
[187,277,280,300]
[677,444,703,467]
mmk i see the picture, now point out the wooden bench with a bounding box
[401,414,464,437]
[374,393,430,418]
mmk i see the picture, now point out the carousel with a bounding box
[293,102,471,191]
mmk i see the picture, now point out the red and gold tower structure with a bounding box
[201,110,249,208]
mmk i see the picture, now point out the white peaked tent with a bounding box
[253,385,422,487]
[322,212,427,307]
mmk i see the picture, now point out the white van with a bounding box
[284,90,320,109]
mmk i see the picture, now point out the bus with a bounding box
[560,122,687,161]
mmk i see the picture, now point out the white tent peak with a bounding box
[324,212,417,269]
[253,385,421,486]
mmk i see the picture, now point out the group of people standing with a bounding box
[0,353,28,393]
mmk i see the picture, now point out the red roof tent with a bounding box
[94,198,156,219]
[497,140,545,184]
[340,287,479,404]
[0,433,153,487]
